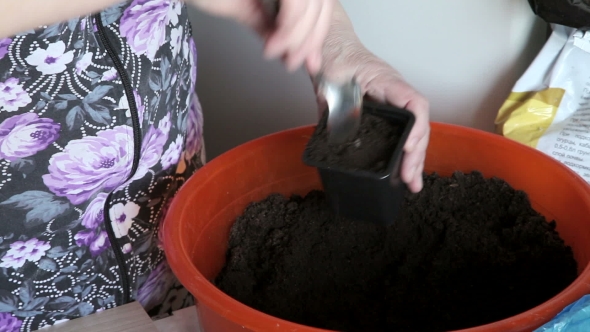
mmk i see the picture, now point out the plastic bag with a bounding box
[528,0,590,29]
[495,24,590,183]
[535,295,590,331]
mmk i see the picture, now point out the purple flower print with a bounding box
[0,113,60,161]
[0,253,25,270]
[140,125,168,162]
[81,193,108,229]
[161,135,183,170]
[42,125,133,205]
[129,125,167,182]
[0,38,12,61]
[25,41,74,75]
[0,238,51,269]
[74,230,109,257]
[185,96,203,160]
[188,37,197,90]
[75,52,93,75]
[137,261,175,311]
[158,113,171,134]
[133,90,145,121]
[120,0,172,60]
[74,230,95,247]
[80,17,98,32]
[80,17,87,30]
[76,193,110,256]
[0,313,22,332]
[101,68,117,81]
[88,231,111,257]
[109,201,140,238]
[0,78,32,112]
[89,232,109,255]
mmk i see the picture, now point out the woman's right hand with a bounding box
[188,0,335,74]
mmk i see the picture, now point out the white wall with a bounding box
[189,0,548,159]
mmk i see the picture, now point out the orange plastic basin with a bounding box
[163,122,590,332]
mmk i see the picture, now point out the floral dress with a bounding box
[0,1,204,330]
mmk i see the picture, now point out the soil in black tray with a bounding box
[215,171,578,332]
[304,110,403,173]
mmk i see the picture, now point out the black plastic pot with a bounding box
[302,101,416,226]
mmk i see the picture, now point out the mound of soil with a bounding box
[215,171,578,331]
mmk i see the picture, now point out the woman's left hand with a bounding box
[358,59,430,194]
[316,2,430,193]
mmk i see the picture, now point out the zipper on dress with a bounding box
[102,193,131,304]
[94,13,141,305]
[93,14,142,177]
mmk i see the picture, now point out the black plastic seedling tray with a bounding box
[302,100,416,226]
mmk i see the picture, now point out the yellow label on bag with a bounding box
[495,88,565,148]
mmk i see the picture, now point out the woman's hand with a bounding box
[316,2,430,193]
[357,58,430,193]
[188,0,335,74]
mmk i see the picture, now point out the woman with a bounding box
[0,0,429,330]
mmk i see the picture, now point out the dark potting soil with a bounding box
[215,171,578,332]
[304,110,402,173]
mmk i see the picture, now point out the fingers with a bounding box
[299,0,334,74]
[372,78,429,193]
[263,0,334,73]
[193,0,334,73]
[400,96,429,193]
[263,0,307,57]
[401,93,429,153]
[265,0,319,69]
[401,131,428,193]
